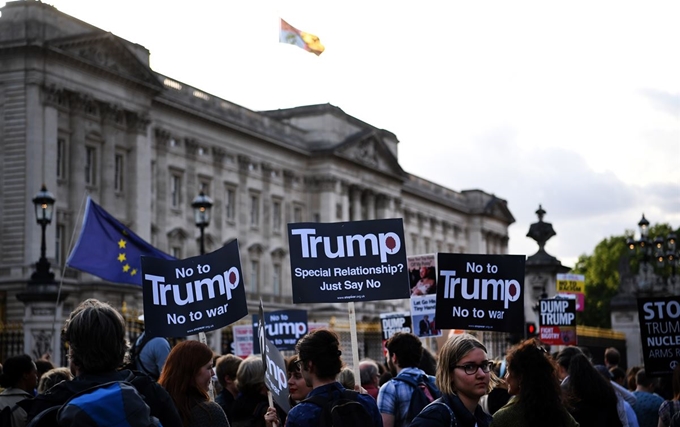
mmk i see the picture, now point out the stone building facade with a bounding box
[0,1,514,363]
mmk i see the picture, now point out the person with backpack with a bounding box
[132,331,171,381]
[284,329,382,427]
[25,298,182,427]
[658,365,680,427]
[377,332,440,427]
[411,333,493,427]
[159,340,229,427]
[490,338,578,427]
[0,354,38,427]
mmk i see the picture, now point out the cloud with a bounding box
[640,89,680,118]
[400,125,677,267]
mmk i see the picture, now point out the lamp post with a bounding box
[30,184,56,285]
[192,191,213,255]
[626,214,678,294]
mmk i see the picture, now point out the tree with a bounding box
[572,223,678,328]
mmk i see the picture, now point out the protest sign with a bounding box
[232,325,253,357]
[380,312,411,341]
[258,302,291,413]
[435,253,525,334]
[288,219,410,303]
[637,296,680,376]
[252,309,308,353]
[539,298,577,345]
[408,254,442,338]
[556,273,585,312]
[141,241,248,338]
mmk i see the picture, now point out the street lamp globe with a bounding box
[191,191,213,227]
[33,184,55,225]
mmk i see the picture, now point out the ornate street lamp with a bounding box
[626,214,678,294]
[192,191,213,255]
[30,185,56,284]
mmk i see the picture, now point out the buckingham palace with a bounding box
[0,1,515,364]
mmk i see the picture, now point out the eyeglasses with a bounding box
[454,361,492,375]
[293,359,305,370]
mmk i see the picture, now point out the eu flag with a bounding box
[66,197,174,285]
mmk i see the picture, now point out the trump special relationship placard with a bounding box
[287,219,410,303]
[435,253,525,334]
[141,241,248,338]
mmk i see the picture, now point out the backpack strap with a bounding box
[132,334,156,378]
[426,396,457,427]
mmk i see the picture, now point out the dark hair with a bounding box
[296,329,342,380]
[636,369,655,388]
[604,347,620,366]
[419,348,437,376]
[0,354,34,388]
[215,354,242,389]
[386,332,423,368]
[35,359,55,380]
[62,299,127,374]
[159,340,213,426]
[564,353,618,410]
[610,367,626,383]
[555,346,583,371]
[506,339,567,427]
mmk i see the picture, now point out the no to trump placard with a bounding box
[288,219,410,303]
[638,296,680,376]
[435,253,525,334]
[141,241,248,338]
[252,309,308,353]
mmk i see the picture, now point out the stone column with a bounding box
[350,186,362,221]
[318,176,337,222]
[340,182,350,221]
[153,128,171,250]
[126,112,152,241]
[100,103,121,208]
[365,191,375,220]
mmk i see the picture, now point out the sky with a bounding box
[6,0,679,267]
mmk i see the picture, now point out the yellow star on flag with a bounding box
[118,239,127,249]
[123,264,130,272]
[117,253,126,262]
[131,269,137,276]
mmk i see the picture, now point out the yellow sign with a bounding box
[556,274,585,294]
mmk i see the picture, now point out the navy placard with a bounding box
[141,241,248,338]
[288,219,410,303]
[435,253,525,334]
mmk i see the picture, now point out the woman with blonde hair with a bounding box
[411,333,493,427]
[159,340,229,427]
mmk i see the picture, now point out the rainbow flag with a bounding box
[279,18,325,56]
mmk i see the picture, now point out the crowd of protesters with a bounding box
[0,298,676,427]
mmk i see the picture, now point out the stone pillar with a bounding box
[340,182,350,221]
[154,128,171,249]
[22,301,65,365]
[365,190,375,220]
[350,186,362,221]
[318,176,337,222]
[100,103,119,208]
[126,112,152,240]
[467,217,485,254]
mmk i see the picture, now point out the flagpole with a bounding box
[199,331,215,401]
[54,192,89,327]
[348,301,360,387]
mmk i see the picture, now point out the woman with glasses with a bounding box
[490,339,578,427]
[411,333,493,427]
